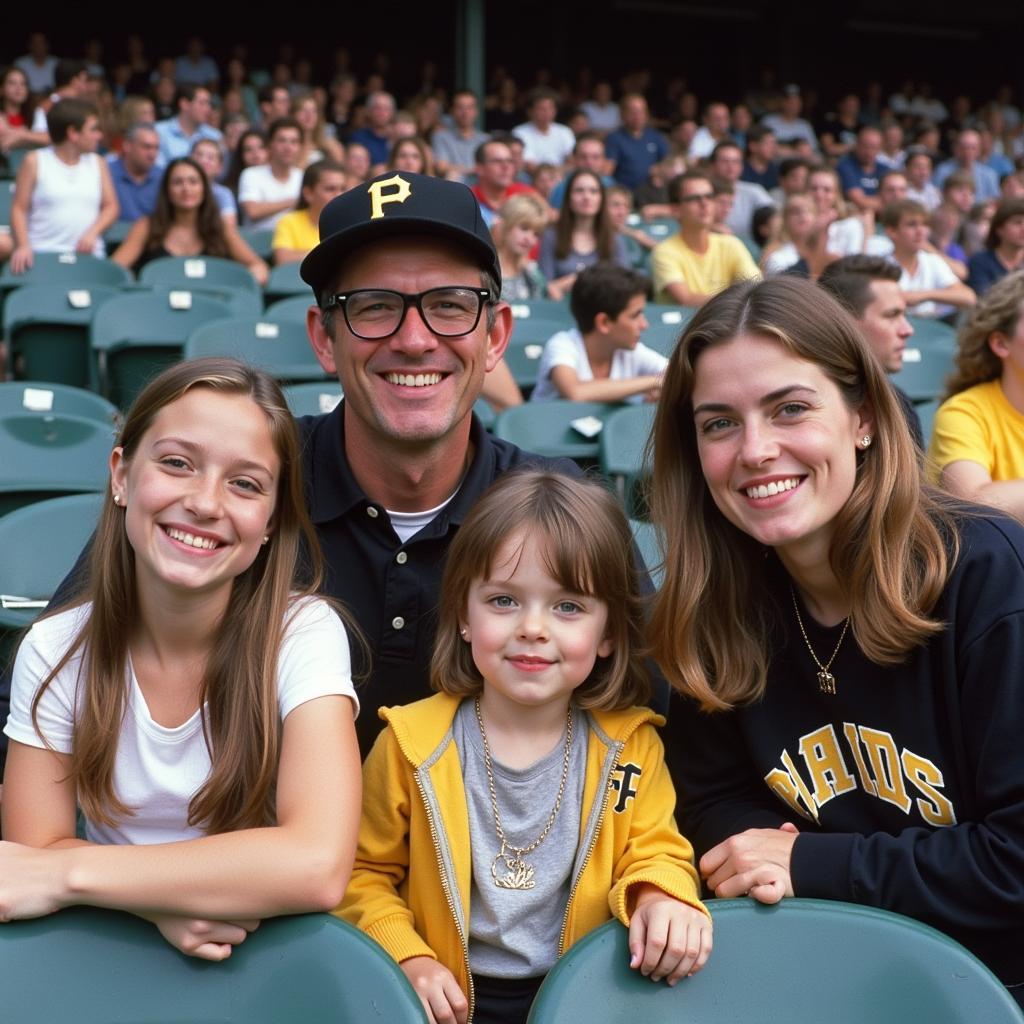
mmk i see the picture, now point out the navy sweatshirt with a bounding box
[665,511,1024,987]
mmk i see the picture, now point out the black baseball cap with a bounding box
[300,171,502,303]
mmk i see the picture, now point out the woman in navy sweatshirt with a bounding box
[649,275,1024,1005]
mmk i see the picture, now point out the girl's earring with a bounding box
[262,535,270,544]
[113,493,122,505]
[860,435,873,449]
[460,628,469,640]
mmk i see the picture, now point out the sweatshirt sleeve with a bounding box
[663,690,794,861]
[334,728,436,964]
[791,604,1024,932]
[608,723,708,922]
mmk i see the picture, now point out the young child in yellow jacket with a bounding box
[338,471,711,1024]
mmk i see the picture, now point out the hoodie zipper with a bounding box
[558,738,624,955]
[413,768,476,1021]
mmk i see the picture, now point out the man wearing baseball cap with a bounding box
[299,171,570,756]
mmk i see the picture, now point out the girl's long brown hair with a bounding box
[648,276,957,710]
[31,358,355,833]
[554,169,617,262]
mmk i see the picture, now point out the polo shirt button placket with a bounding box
[366,506,379,518]
[396,551,408,564]
[392,616,405,630]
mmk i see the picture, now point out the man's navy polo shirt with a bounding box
[836,153,880,197]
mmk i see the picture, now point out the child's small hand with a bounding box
[142,912,260,960]
[628,883,713,985]
[400,955,469,1024]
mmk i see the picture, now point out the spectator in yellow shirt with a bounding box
[271,158,346,265]
[929,270,1024,517]
[650,171,760,306]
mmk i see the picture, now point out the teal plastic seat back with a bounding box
[599,404,656,514]
[0,381,119,427]
[3,284,122,388]
[916,397,942,450]
[184,316,327,383]
[629,518,664,589]
[0,413,112,517]
[0,252,133,296]
[0,493,103,635]
[265,260,313,304]
[494,401,617,463]
[139,255,262,295]
[90,291,236,408]
[0,908,427,1024]
[239,225,275,260]
[890,344,955,402]
[527,899,1024,1024]
[907,316,957,354]
[264,293,317,326]
[284,381,344,417]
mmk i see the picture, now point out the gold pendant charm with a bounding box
[491,844,536,890]
[817,669,837,695]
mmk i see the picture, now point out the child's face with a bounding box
[460,531,612,718]
[888,213,929,252]
[606,193,631,227]
[602,294,648,350]
[506,222,539,257]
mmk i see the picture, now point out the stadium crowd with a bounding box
[1,29,1024,1024]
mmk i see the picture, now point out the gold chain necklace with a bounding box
[474,697,573,890]
[790,587,849,696]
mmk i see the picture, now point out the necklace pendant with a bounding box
[817,669,837,695]
[491,844,536,890]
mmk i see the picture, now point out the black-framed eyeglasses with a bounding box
[322,287,491,340]
[678,192,714,204]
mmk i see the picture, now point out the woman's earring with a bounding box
[460,628,468,640]
[262,535,270,544]
[860,435,873,449]
[112,493,121,505]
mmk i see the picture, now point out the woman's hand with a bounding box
[75,229,98,255]
[699,822,799,903]
[628,884,713,984]
[9,244,33,274]
[0,841,69,921]
[400,955,469,1024]
[248,259,270,287]
[141,911,260,961]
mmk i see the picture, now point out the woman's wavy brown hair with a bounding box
[944,269,1024,399]
[647,276,957,710]
[430,470,650,711]
[31,358,357,833]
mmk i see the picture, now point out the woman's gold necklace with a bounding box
[475,697,572,890]
[790,587,849,696]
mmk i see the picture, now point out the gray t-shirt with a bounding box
[453,699,587,979]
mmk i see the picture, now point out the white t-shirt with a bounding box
[5,598,357,846]
[897,250,958,319]
[511,121,576,167]
[530,327,668,403]
[238,164,303,229]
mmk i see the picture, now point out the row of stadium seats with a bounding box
[0,899,1017,1023]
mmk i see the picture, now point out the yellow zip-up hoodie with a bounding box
[336,692,706,1018]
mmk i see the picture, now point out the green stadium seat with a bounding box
[0,180,14,225]
[0,908,427,1024]
[907,316,957,354]
[507,312,574,347]
[527,899,1024,1024]
[90,290,236,408]
[599,404,656,514]
[238,225,276,261]
[890,344,955,402]
[264,293,317,326]
[0,413,112,517]
[184,316,327,384]
[633,215,678,242]
[284,381,344,417]
[640,321,686,357]
[503,337,547,394]
[3,284,122,388]
[629,518,664,589]
[0,253,132,319]
[493,400,618,463]
[139,254,261,294]
[0,494,103,662]
[264,261,313,305]
[0,381,119,427]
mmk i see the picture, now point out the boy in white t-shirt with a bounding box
[883,199,976,319]
[530,263,668,403]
